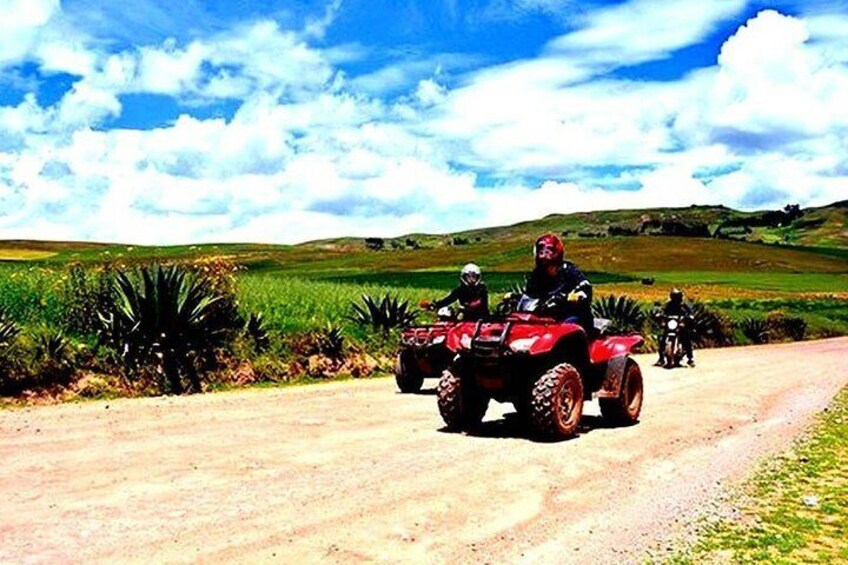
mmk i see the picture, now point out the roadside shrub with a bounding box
[244,312,271,354]
[318,325,345,361]
[63,263,116,336]
[349,293,417,334]
[0,308,20,347]
[0,328,78,396]
[739,316,769,344]
[96,264,243,394]
[690,302,734,347]
[289,325,346,362]
[592,295,646,334]
[0,309,22,393]
[30,329,76,389]
[765,311,807,342]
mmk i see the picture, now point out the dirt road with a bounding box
[2,337,847,564]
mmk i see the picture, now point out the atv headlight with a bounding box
[510,337,539,352]
[460,334,472,349]
[432,335,445,345]
[667,319,679,330]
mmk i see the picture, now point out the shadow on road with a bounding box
[395,387,438,396]
[438,413,638,443]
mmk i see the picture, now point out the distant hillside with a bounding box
[1,202,845,275]
[320,201,847,252]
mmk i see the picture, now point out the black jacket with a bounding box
[434,283,489,320]
[525,262,593,327]
[662,300,692,318]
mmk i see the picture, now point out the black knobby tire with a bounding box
[395,350,424,393]
[530,363,584,439]
[599,359,644,425]
[437,368,489,431]
[664,338,677,368]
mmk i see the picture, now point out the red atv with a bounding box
[437,295,644,439]
[395,303,461,393]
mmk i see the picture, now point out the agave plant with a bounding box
[34,330,70,362]
[690,302,733,347]
[739,316,769,344]
[31,330,75,389]
[318,325,345,361]
[0,318,19,348]
[349,293,417,334]
[245,312,271,354]
[97,264,242,394]
[592,295,646,334]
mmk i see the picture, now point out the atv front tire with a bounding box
[395,350,424,393]
[530,363,584,439]
[437,368,489,431]
[599,360,643,425]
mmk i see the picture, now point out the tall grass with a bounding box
[0,264,65,327]
[237,274,438,339]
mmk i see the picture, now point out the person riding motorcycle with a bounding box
[523,234,594,333]
[655,288,695,367]
[431,263,489,321]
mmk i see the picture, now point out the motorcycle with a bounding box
[660,314,688,369]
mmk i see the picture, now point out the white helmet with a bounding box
[460,263,482,286]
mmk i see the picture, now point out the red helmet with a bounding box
[534,234,564,267]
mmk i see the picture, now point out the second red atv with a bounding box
[395,304,461,393]
[437,295,644,439]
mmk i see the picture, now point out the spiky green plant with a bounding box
[0,306,18,341]
[690,301,733,347]
[318,325,345,361]
[739,316,769,344]
[0,320,19,348]
[34,331,69,362]
[349,293,417,334]
[245,312,270,354]
[30,329,75,389]
[97,264,242,394]
[592,295,646,334]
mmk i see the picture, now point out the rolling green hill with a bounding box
[1,202,845,279]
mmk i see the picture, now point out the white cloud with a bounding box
[1,5,848,245]
[0,0,61,65]
[547,0,747,65]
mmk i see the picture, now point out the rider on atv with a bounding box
[524,234,593,333]
[655,288,695,367]
[431,263,489,321]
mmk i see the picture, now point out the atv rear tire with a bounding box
[599,360,643,425]
[395,350,424,393]
[530,363,584,439]
[437,368,489,431]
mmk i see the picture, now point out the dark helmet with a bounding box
[534,234,564,267]
[460,263,482,287]
[669,288,684,303]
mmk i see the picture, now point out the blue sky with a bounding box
[0,0,846,243]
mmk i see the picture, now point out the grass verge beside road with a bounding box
[667,387,848,564]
